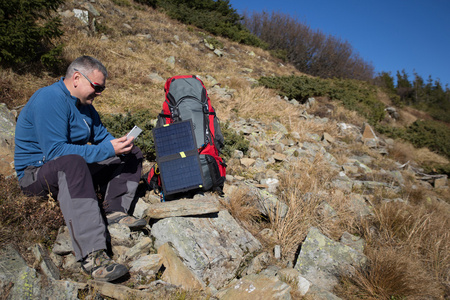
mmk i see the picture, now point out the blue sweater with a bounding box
[14,78,115,179]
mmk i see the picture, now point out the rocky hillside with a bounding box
[0,0,449,299]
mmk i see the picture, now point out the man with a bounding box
[14,56,146,282]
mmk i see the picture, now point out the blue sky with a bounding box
[228,0,450,88]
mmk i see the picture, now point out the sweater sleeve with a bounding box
[33,91,115,164]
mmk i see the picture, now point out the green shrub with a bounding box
[377,120,450,163]
[112,0,131,6]
[375,125,407,139]
[259,75,385,124]
[329,78,385,124]
[0,0,64,70]
[220,122,249,160]
[204,36,224,49]
[100,111,156,160]
[133,0,157,7]
[405,120,450,158]
[153,0,265,48]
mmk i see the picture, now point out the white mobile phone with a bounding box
[127,125,143,140]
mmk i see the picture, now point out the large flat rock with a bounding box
[151,210,262,289]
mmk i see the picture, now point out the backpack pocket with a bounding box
[199,154,225,192]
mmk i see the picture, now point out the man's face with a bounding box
[75,69,106,105]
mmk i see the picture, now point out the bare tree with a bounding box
[242,11,374,81]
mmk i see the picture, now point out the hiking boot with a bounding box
[82,250,128,282]
[106,211,147,230]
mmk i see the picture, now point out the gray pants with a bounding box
[19,146,143,260]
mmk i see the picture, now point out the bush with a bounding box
[405,120,450,158]
[220,122,249,160]
[377,120,450,172]
[153,0,266,48]
[259,75,385,124]
[0,0,64,70]
[100,111,156,160]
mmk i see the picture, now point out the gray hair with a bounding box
[66,56,108,78]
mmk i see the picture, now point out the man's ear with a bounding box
[72,71,81,88]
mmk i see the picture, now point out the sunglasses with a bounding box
[74,68,106,93]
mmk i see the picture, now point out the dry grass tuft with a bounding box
[342,200,450,298]
[220,186,261,230]
[339,247,443,299]
[270,155,353,260]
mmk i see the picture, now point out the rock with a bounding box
[242,252,271,275]
[271,121,288,135]
[0,103,16,151]
[83,2,100,16]
[129,254,163,277]
[146,196,222,219]
[277,268,311,296]
[385,107,399,119]
[204,39,215,50]
[125,237,153,260]
[233,149,244,159]
[31,243,61,280]
[215,274,292,300]
[166,56,175,67]
[132,198,151,219]
[362,123,377,139]
[434,176,448,188]
[147,73,165,84]
[274,245,281,260]
[305,97,316,108]
[273,153,287,162]
[337,123,361,139]
[73,9,89,25]
[342,164,359,174]
[62,253,80,273]
[0,244,42,299]
[88,280,161,299]
[205,75,218,86]
[108,223,132,246]
[322,132,335,144]
[339,231,365,253]
[294,227,367,292]
[60,10,74,18]
[249,187,289,219]
[214,49,223,57]
[158,243,206,290]
[240,158,256,167]
[258,228,277,243]
[353,160,373,173]
[41,280,84,300]
[349,194,373,218]
[260,178,279,193]
[52,226,73,255]
[151,210,261,289]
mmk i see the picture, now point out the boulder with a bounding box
[151,210,261,289]
[294,227,367,292]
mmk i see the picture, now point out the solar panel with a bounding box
[153,120,204,195]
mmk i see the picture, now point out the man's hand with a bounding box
[111,136,134,155]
